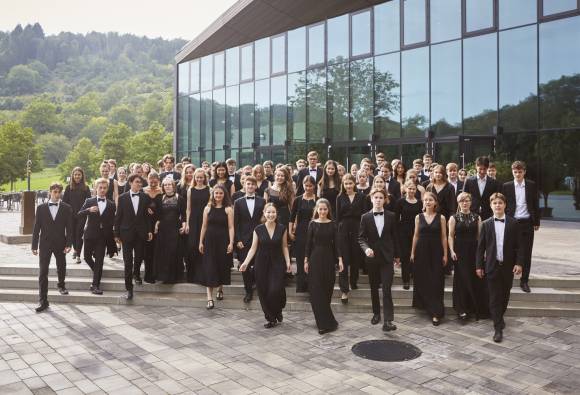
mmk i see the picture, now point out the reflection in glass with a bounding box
[226,86,239,148]
[189,94,200,151]
[375,53,401,139]
[178,62,190,96]
[241,44,253,81]
[288,27,306,73]
[327,15,349,64]
[226,47,239,86]
[200,91,213,149]
[403,0,427,46]
[499,0,537,29]
[328,63,350,141]
[352,10,371,57]
[306,67,326,142]
[402,47,429,137]
[214,52,225,88]
[463,33,497,134]
[352,58,374,141]
[543,0,578,16]
[255,38,270,80]
[377,145,400,162]
[435,143,459,165]
[178,96,189,152]
[288,72,306,142]
[201,55,213,92]
[271,35,286,75]
[374,0,400,54]
[500,26,537,132]
[430,0,461,43]
[402,144,426,168]
[240,82,254,147]
[213,88,225,148]
[190,60,200,93]
[431,41,462,135]
[465,0,495,32]
[540,16,580,129]
[271,75,287,145]
[255,79,270,145]
[239,148,254,166]
[271,148,286,166]
[214,150,225,163]
[308,23,325,66]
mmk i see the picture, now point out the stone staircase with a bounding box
[1,262,580,317]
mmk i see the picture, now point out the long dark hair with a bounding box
[318,160,340,193]
[212,162,228,182]
[69,167,88,191]
[208,184,232,207]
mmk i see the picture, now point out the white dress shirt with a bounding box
[477,176,487,196]
[493,216,506,262]
[97,197,107,215]
[229,174,236,182]
[130,192,140,215]
[514,180,530,219]
[48,201,60,220]
[373,210,385,237]
[449,179,458,194]
[245,195,255,217]
[308,168,318,178]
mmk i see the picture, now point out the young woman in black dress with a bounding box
[252,164,270,198]
[177,164,195,197]
[426,165,457,221]
[410,192,448,326]
[153,178,187,283]
[209,162,235,198]
[185,169,210,283]
[404,169,426,201]
[63,167,91,264]
[304,199,343,334]
[264,167,295,232]
[198,184,234,308]
[317,160,340,217]
[239,203,291,328]
[290,176,317,293]
[143,171,162,284]
[394,160,407,188]
[356,169,371,196]
[116,167,130,195]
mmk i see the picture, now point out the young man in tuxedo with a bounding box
[413,159,430,184]
[31,182,73,312]
[114,174,153,300]
[502,161,540,293]
[226,158,243,192]
[463,156,500,220]
[421,154,433,179]
[476,193,524,343]
[78,178,116,295]
[234,176,266,303]
[446,162,464,196]
[358,189,401,332]
[296,151,322,195]
[159,154,181,181]
[374,152,386,176]
[379,163,401,209]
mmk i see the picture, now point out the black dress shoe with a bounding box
[243,294,250,303]
[133,275,143,285]
[403,283,410,290]
[493,329,503,343]
[276,313,283,323]
[432,318,440,326]
[500,321,506,330]
[383,321,397,331]
[520,282,531,293]
[35,301,49,313]
[318,325,338,335]
[371,314,381,325]
[264,321,277,328]
[125,291,133,300]
[58,287,69,295]
[91,288,103,295]
[351,284,358,290]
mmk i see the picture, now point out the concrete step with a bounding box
[2,288,580,317]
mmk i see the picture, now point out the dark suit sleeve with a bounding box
[234,200,241,244]
[358,215,371,253]
[476,221,487,270]
[31,206,42,250]
[78,198,92,219]
[114,196,123,238]
[65,206,74,248]
[304,221,314,259]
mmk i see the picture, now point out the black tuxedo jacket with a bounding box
[159,171,181,182]
[385,177,402,202]
[78,197,116,240]
[229,173,243,192]
[358,210,400,265]
[463,176,500,220]
[296,167,323,196]
[32,202,73,251]
[114,191,152,242]
[502,179,540,227]
[419,171,430,185]
[476,215,523,277]
[234,195,266,247]
[451,180,464,196]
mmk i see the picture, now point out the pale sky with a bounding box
[0,0,238,40]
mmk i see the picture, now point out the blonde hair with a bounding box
[312,198,333,220]
[94,178,109,188]
[193,168,209,186]
[261,202,278,223]
[422,191,439,212]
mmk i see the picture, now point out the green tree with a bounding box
[37,133,72,166]
[99,123,133,164]
[0,121,42,187]
[78,116,109,145]
[20,97,61,134]
[127,122,172,164]
[141,93,165,128]
[58,138,100,182]
[109,104,137,130]
[4,64,41,94]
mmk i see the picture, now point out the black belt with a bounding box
[496,260,504,266]
[516,217,532,223]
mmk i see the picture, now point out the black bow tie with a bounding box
[98,198,105,202]
[246,196,255,200]
[49,202,58,206]
[309,168,317,172]
[374,212,384,216]
[494,218,505,223]
[131,193,139,197]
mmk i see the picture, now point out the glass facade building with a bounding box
[176,0,580,220]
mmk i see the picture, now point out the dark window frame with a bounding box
[539,0,580,22]
[462,0,498,37]
[401,0,431,50]
[350,7,374,60]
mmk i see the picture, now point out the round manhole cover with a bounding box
[352,340,422,362]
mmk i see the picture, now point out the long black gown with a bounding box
[452,212,489,318]
[153,194,186,283]
[256,179,269,198]
[290,195,316,292]
[254,223,287,323]
[427,183,457,221]
[335,192,365,291]
[319,186,339,218]
[200,206,232,287]
[62,184,91,256]
[187,187,210,283]
[305,221,340,331]
[394,198,423,285]
[143,193,161,283]
[266,187,291,229]
[412,213,445,319]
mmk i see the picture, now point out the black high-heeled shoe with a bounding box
[216,290,223,300]
[432,317,440,326]
[206,300,214,310]
[264,321,277,328]
[276,313,283,323]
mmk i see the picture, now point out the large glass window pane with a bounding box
[178,62,190,96]
[402,144,427,168]
[431,41,462,135]
[189,94,200,151]
[465,0,495,33]
[241,44,253,81]
[375,53,401,139]
[327,15,349,64]
[374,0,400,54]
[190,59,200,93]
[499,0,537,29]
[543,0,578,16]
[288,72,306,142]
[200,91,213,149]
[214,52,225,88]
[463,33,498,134]
[403,0,427,46]
[255,79,270,146]
[288,27,306,73]
[351,58,374,141]
[255,38,270,80]
[308,23,325,67]
[540,16,580,129]
[328,63,350,141]
[213,88,225,148]
[240,82,254,147]
[500,26,538,132]
[402,47,429,137]
[214,149,225,163]
[306,67,326,142]
[226,86,239,148]
[226,47,239,86]
[201,55,213,92]
[271,75,287,145]
[177,96,189,152]
[431,0,461,43]
[271,34,286,75]
[352,10,371,57]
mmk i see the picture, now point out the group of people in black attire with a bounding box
[32,151,539,342]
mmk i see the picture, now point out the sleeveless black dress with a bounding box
[200,206,232,287]
[290,195,316,292]
[266,187,291,229]
[394,198,423,284]
[254,223,287,323]
[187,187,210,283]
[320,186,339,218]
[412,213,445,318]
[256,179,269,198]
[153,195,186,283]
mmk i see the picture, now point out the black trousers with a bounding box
[367,258,394,321]
[338,222,361,292]
[487,262,514,330]
[516,218,534,283]
[237,246,254,294]
[84,236,106,288]
[71,216,85,254]
[121,237,145,291]
[38,247,66,303]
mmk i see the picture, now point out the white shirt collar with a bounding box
[515,179,526,187]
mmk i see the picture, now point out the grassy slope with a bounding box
[0,168,61,192]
